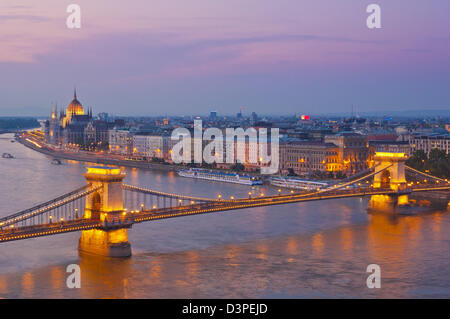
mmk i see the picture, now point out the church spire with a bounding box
[74,87,77,100]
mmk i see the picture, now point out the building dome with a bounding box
[67,89,84,116]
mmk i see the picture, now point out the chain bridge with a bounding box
[0,152,448,257]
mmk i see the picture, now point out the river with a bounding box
[0,133,449,298]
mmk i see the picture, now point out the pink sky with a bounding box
[1,0,449,115]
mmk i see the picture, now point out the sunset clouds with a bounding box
[0,0,449,115]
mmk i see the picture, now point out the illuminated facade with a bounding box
[132,133,168,159]
[108,129,133,155]
[324,132,370,174]
[372,152,408,191]
[278,133,370,177]
[79,166,131,257]
[409,133,450,155]
[279,141,341,176]
[369,151,409,212]
[44,90,112,148]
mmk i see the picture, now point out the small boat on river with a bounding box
[51,158,62,165]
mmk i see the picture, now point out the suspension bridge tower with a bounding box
[369,152,409,212]
[79,166,132,257]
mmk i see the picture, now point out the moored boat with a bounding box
[2,153,14,159]
[177,168,262,185]
[270,176,329,190]
[51,158,62,165]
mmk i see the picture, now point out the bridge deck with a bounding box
[1,184,447,243]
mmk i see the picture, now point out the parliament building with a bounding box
[44,90,113,149]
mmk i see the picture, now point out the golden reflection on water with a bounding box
[224,245,240,265]
[256,243,268,260]
[0,277,7,295]
[122,278,129,299]
[311,233,324,256]
[184,251,200,288]
[0,209,447,298]
[78,252,133,298]
[129,167,138,183]
[286,237,298,255]
[367,213,426,262]
[340,227,354,255]
[431,212,443,241]
[50,266,63,292]
[21,272,34,298]
[367,214,408,267]
[167,171,176,183]
[148,259,162,282]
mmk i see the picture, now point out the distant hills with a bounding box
[0,117,40,130]
[311,109,450,118]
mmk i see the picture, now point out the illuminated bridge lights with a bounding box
[1,164,449,243]
[86,166,122,175]
[375,152,407,158]
[0,185,101,228]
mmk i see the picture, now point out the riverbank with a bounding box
[16,135,266,177]
[17,135,180,172]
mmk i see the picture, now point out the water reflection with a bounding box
[340,227,353,255]
[0,209,448,298]
[311,233,324,256]
[21,272,34,298]
[0,134,449,298]
[0,277,7,295]
[78,252,133,298]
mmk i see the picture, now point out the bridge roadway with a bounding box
[1,184,448,243]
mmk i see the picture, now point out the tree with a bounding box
[287,168,297,176]
[406,150,427,171]
[231,163,245,172]
[427,149,449,178]
[335,171,347,179]
[407,148,450,179]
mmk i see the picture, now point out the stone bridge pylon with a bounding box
[79,166,132,257]
[369,152,409,212]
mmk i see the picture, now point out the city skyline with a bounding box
[1,1,450,302]
[0,0,449,116]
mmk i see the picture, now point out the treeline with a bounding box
[0,117,40,130]
[406,149,450,179]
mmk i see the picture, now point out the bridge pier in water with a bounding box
[79,166,132,257]
[368,152,409,213]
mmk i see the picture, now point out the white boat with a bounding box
[51,158,62,165]
[2,153,14,159]
[177,168,262,185]
[270,176,328,190]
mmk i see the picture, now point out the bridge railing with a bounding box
[0,185,102,229]
[102,215,134,228]
[405,166,449,184]
[122,184,220,202]
[0,184,91,223]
